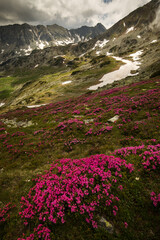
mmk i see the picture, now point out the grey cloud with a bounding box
[82,9,98,18]
[0,0,151,28]
[0,0,49,25]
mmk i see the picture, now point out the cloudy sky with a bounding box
[0,0,151,29]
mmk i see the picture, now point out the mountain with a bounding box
[0,0,159,109]
[92,0,160,78]
[1,0,159,74]
[70,23,106,40]
[0,23,106,63]
[100,0,160,38]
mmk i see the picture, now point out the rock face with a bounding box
[0,23,106,63]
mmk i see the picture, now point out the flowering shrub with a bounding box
[57,119,84,131]
[64,138,86,151]
[0,203,15,223]
[11,132,25,137]
[124,222,128,228]
[19,155,133,238]
[150,192,160,207]
[114,144,160,171]
[17,224,51,240]
[85,126,113,136]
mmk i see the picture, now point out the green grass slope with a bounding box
[0,55,121,109]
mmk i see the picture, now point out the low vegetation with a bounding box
[0,54,121,106]
[0,77,160,239]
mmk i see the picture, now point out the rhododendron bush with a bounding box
[0,203,15,223]
[114,144,160,171]
[150,192,160,207]
[18,154,133,239]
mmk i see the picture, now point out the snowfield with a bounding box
[88,50,143,91]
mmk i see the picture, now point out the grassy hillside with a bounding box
[0,55,121,108]
[0,77,160,240]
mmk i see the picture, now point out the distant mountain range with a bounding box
[1,0,159,72]
[0,22,106,63]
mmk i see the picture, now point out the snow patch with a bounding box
[38,42,46,49]
[93,39,109,49]
[106,52,113,56]
[54,55,65,58]
[35,41,49,49]
[88,50,143,91]
[1,49,4,54]
[76,34,81,42]
[55,38,74,46]
[151,40,157,43]
[96,51,100,55]
[126,27,134,34]
[28,46,32,52]
[64,38,75,44]
[34,64,39,68]
[23,45,33,55]
[0,103,5,107]
[123,22,126,27]
[62,80,72,85]
[27,104,46,108]
[79,53,86,58]
[113,38,116,41]
[129,50,143,61]
[137,35,141,39]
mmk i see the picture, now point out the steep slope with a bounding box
[93,0,160,54]
[100,0,160,39]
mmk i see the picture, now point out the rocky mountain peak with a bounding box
[95,23,106,31]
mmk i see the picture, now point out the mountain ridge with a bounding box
[1,0,159,74]
[0,22,106,63]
